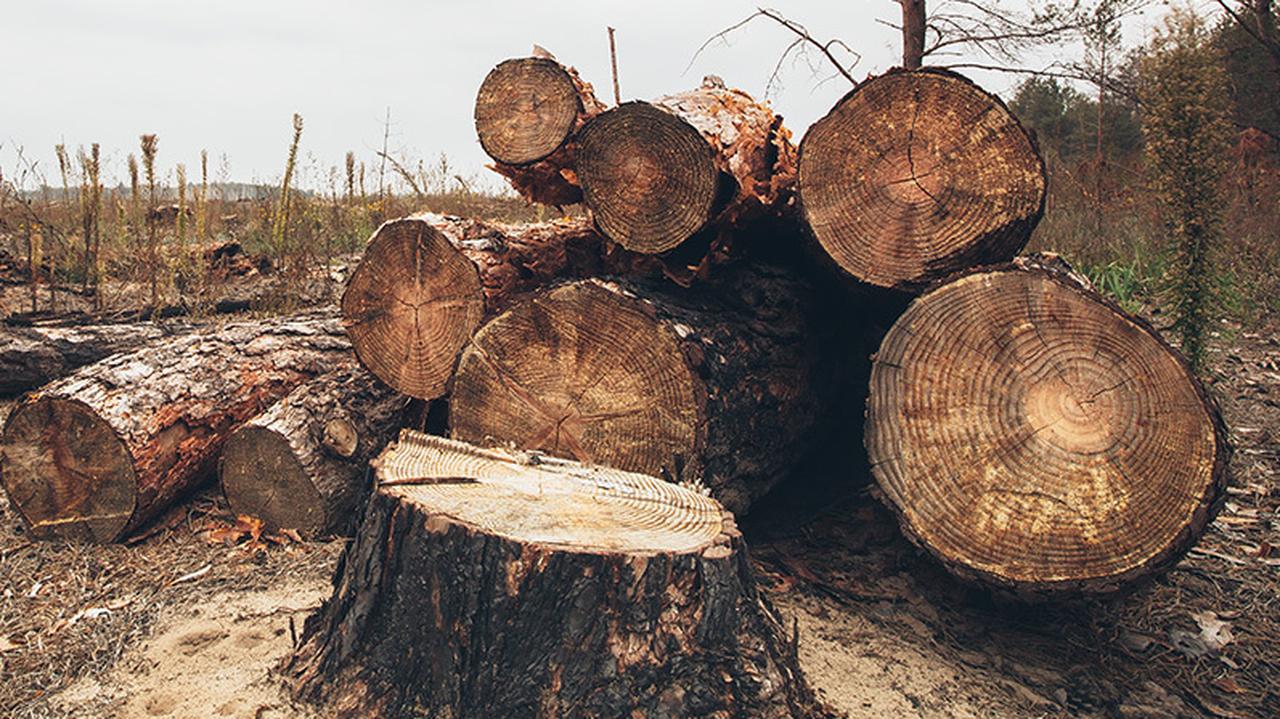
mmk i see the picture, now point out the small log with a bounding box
[449,268,828,514]
[341,213,641,400]
[799,68,1046,292]
[0,315,351,542]
[285,431,829,719]
[476,52,606,207]
[865,256,1230,595]
[0,320,195,397]
[575,77,796,267]
[219,365,405,538]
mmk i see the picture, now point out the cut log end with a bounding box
[287,432,828,718]
[450,280,700,480]
[800,69,1045,291]
[577,101,719,254]
[475,57,584,166]
[220,426,327,536]
[866,262,1228,594]
[341,218,485,399]
[1,398,137,542]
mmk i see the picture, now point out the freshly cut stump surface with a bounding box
[286,430,828,718]
[800,69,1045,292]
[475,56,585,166]
[866,260,1229,594]
[341,218,486,399]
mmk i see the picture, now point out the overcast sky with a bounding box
[1,0,1169,192]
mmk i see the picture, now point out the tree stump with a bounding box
[799,69,1045,292]
[341,213,645,400]
[0,319,195,397]
[0,315,350,542]
[285,430,829,719]
[476,53,606,207]
[449,268,828,514]
[219,365,405,538]
[575,77,796,272]
[865,257,1230,595]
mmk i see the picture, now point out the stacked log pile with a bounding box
[0,48,1231,718]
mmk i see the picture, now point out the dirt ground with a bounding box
[0,319,1276,718]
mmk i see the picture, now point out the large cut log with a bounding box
[865,256,1230,595]
[799,68,1046,292]
[575,77,796,273]
[286,431,829,719]
[0,320,195,397]
[449,268,828,514]
[341,213,643,400]
[219,365,404,538]
[475,51,606,207]
[0,315,351,543]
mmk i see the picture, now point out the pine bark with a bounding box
[341,213,646,400]
[576,77,797,280]
[865,256,1230,595]
[285,431,830,719]
[798,68,1046,293]
[0,315,351,543]
[0,320,195,397]
[476,53,606,207]
[219,365,405,538]
[449,265,831,514]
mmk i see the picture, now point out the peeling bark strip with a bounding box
[0,320,196,397]
[575,77,796,265]
[476,53,606,206]
[449,266,830,514]
[799,68,1046,293]
[286,431,830,719]
[219,365,404,538]
[865,257,1230,595]
[340,213,645,401]
[0,315,351,543]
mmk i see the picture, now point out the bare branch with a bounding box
[689,8,860,93]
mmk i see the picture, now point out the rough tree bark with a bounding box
[798,68,1046,293]
[900,0,927,69]
[449,267,829,514]
[0,315,351,543]
[0,320,195,397]
[285,430,830,719]
[475,51,607,207]
[219,365,405,538]
[865,256,1230,595]
[341,213,644,401]
[575,77,796,279]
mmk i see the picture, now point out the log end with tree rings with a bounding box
[285,431,830,719]
[450,279,702,480]
[341,217,485,400]
[220,425,326,534]
[1,397,137,543]
[576,101,720,254]
[866,260,1229,595]
[799,69,1046,292]
[474,57,584,166]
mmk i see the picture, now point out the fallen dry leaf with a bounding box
[1193,611,1236,653]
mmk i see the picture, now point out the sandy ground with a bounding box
[52,584,327,719]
